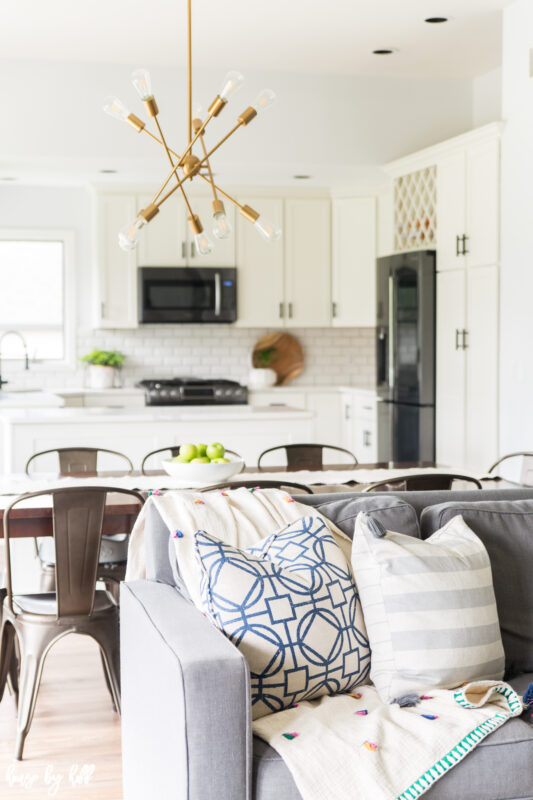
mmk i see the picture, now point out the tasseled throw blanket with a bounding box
[252,681,524,800]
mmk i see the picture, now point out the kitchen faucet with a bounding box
[0,330,30,390]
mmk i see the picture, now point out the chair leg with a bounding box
[0,620,16,705]
[91,617,121,715]
[14,623,57,760]
[8,634,20,707]
[99,650,117,713]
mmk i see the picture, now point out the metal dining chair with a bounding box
[487,452,533,486]
[200,479,313,495]
[0,486,144,760]
[257,443,357,471]
[25,447,134,599]
[141,445,244,474]
[363,473,483,492]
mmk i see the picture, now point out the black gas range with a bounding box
[137,377,248,406]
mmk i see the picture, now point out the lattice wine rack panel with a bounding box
[394,166,437,252]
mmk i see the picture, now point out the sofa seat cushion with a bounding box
[421,499,533,677]
[252,672,533,800]
[316,496,420,540]
[195,515,370,718]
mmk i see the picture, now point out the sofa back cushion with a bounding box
[315,496,420,540]
[421,499,533,677]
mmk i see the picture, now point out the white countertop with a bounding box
[0,404,313,426]
[0,391,65,408]
[53,384,376,396]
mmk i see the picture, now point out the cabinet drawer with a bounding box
[249,392,307,409]
[354,418,378,463]
[353,395,377,422]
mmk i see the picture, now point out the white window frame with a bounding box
[0,228,76,367]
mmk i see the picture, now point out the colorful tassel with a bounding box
[363,741,378,751]
[421,714,438,720]
[282,732,299,740]
[523,682,533,707]
[349,692,362,700]
[194,499,205,504]
[420,695,433,700]
[355,710,368,716]
[284,497,295,503]
[152,489,161,496]
[220,492,228,496]
[173,530,184,539]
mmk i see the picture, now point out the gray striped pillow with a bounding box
[352,512,505,703]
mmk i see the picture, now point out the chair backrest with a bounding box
[200,479,314,495]
[363,473,483,492]
[257,443,357,471]
[3,487,144,618]
[487,452,533,486]
[25,447,133,476]
[141,446,243,474]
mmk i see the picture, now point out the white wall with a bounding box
[0,60,475,189]
[473,67,502,127]
[499,0,533,452]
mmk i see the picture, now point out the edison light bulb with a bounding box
[194,232,214,255]
[252,89,277,113]
[213,210,232,240]
[219,71,244,102]
[103,96,130,122]
[254,216,282,243]
[131,68,153,100]
[118,217,145,251]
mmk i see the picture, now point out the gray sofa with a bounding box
[121,489,533,800]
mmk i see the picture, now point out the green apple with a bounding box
[196,443,208,457]
[206,442,225,460]
[212,457,230,464]
[179,443,198,461]
[172,455,191,463]
[190,457,211,464]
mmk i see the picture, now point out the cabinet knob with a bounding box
[288,302,293,319]
[279,302,284,319]
[181,242,186,260]
[332,302,338,318]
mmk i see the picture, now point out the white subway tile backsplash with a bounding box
[3,326,376,391]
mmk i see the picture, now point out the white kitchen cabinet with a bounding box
[305,392,343,450]
[137,194,187,267]
[331,198,376,327]
[436,133,500,271]
[339,389,378,463]
[435,269,467,467]
[94,193,138,329]
[435,265,499,472]
[235,197,285,327]
[284,198,331,327]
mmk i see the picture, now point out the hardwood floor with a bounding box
[0,633,122,799]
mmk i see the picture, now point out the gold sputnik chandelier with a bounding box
[103,0,281,254]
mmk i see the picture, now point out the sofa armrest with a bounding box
[120,580,252,800]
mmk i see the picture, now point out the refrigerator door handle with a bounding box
[388,274,395,391]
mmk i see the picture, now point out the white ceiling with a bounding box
[0,0,513,79]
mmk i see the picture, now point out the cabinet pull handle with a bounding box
[363,430,371,447]
[332,301,338,318]
[190,242,195,259]
[345,404,351,420]
[101,301,105,319]
[455,329,461,350]
[288,302,293,319]
[462,234,470,255]
[279,302,284,319]
[456,235,462,257]
[181,241,186,259]
[462,329,468,349]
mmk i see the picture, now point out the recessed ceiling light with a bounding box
[425,17,448,23]
[372,49,395,55]
[99,169,117,174]
[293,174,312,180]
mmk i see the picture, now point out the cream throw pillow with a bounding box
[352,512,505,703]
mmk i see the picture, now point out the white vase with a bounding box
[248,367,277,389]
[88,365,115,389]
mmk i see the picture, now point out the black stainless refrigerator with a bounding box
[376,250,436,463]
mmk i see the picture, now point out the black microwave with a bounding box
[139,267,237,323]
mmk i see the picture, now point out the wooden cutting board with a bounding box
[252,332,304,386]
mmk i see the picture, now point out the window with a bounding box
[0,231,74,361]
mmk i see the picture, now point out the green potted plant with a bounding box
[80,349,125,389]
[249,346,278,388]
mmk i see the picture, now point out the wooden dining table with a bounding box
[0,462,510,539]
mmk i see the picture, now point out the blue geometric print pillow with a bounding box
[195,515,370,719]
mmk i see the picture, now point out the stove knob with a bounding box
[224,389,232,396]
[215,388,223,397]
[160,389,168,397]
[170,389,178,397]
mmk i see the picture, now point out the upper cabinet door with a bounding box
[284,198,331,327]
[185,196,236,267]
[94,193,138,329]
[436,151,466,270]
[136,194,187,267]
[466,139,500,269]
[331,197,376,327]
[235,197,284,327]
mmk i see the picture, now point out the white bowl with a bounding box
[161,453,244,486]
